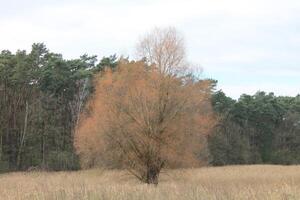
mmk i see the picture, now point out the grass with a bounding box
[0,165,299,200]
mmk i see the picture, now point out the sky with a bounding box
[0,0,299,99]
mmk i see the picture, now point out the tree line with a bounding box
[0,43,117,171]
[209,90,300,165]
[0,28,299,179]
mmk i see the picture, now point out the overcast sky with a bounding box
[1,0,299,98]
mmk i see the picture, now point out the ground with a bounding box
[0,165,299,200]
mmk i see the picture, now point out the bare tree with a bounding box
[136,27,189,76]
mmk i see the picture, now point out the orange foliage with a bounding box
[75,59,215,183]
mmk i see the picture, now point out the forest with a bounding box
[0,40,299,173]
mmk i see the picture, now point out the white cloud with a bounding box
[0,0,299,97]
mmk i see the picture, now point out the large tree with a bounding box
[75,28,215,184]
[75,60,214,184]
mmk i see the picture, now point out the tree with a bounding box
[136,27,187,75]
[209,91,253,165]
[96,54,118,72]
[75,60,214,184]
[272,96,300,164]
[76,28,215,184]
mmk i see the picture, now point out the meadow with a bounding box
[0,165,299,200]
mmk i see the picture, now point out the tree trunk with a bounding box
[146,167,160,185]
[17,101,29,169]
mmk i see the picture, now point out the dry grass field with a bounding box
[0,165,299,200]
